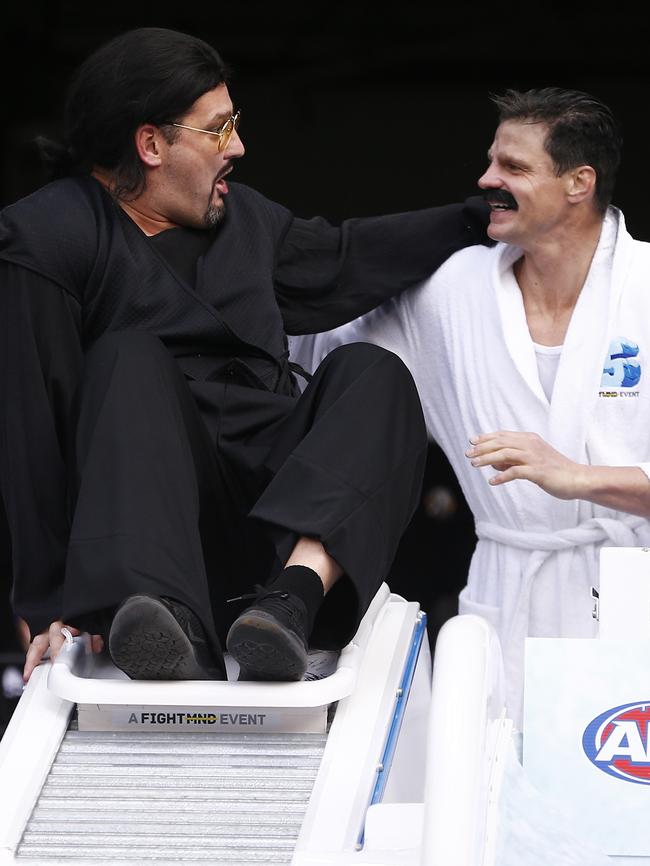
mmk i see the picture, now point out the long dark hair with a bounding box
[39,27,228,199]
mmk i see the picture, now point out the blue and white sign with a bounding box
[525,638,650,856]
[583,701,650,785]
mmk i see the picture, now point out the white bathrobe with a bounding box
[290,208,650,725]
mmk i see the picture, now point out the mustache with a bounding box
[483,189,518,209]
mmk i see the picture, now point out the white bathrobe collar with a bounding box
[492,209,630,465]
[493,244,545,405]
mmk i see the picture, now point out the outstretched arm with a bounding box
[466,430,650,518]
[276,197,489,335]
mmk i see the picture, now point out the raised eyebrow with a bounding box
[206,110,234,128]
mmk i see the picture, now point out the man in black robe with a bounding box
[0,28,488,684]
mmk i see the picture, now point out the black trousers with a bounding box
[49,332,427,654]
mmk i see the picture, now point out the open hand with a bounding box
[465,430,586,500]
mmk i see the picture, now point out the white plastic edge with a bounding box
[0,665,74,861]
[420,613,507,866]
[46,582,391,708]
[291,594,417,863]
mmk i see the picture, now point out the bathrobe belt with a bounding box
[475,515,646,552]
[474,515,647,720]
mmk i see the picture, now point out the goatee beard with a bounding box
[205,202,226,228]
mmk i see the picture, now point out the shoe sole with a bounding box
[109,595,225,680]
[226,610,308,681]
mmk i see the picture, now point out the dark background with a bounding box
[0,3,648,718]
[2,3,650,232]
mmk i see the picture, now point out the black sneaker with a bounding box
[226,590,309,681]
[108,594,226,681]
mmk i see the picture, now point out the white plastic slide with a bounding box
[3,588,623,866]
[0,585,432,865]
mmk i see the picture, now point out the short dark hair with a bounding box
[39,27,228,199]
[491,87,622,214]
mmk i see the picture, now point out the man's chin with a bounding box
[205,202,226,229]
[487,217,515,242]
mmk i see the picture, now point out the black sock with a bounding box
[267,565,325,635]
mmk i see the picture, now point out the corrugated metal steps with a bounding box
[16,721,327,863]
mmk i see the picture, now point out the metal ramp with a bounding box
[0,586,431,866]
[19,725,324,863]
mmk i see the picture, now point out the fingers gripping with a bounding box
[23,620,80,683]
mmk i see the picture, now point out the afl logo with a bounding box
[583,702,650,784]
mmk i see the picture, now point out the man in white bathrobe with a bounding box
[289,87,650,725]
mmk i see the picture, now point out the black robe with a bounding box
[0,175,488,636]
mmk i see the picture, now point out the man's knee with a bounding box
[322,341,411,380]
[323,342,425,435]
[321,343,420,401]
